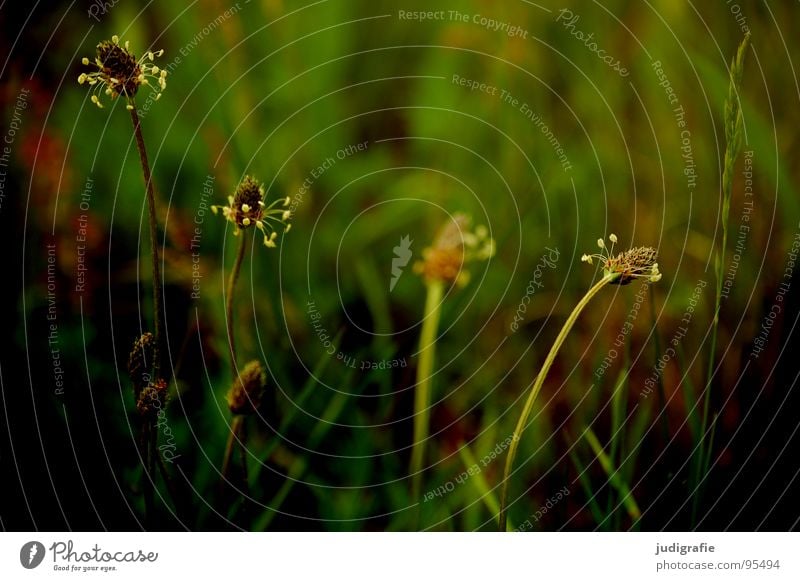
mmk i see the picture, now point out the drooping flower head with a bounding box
[78,35,167,109]
[414,213,495,286]
[581,233,662,285]
[211,175,292,248]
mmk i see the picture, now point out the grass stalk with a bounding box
[694,32,750,522]
[584,426,641,523]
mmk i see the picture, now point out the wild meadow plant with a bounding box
[78,35,170,523]
[211,176,291,489]
[498,235,661,531]
[693,32,751,522]
[410,214,494,524]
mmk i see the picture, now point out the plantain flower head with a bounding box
[581,233,661,285]
[414,213,495,286]
[136,379,168,420]
[211,175,292,248]
[128,332,156,398]
[227,360,267,415]
[78,35,167,110]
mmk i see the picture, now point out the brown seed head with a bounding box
[606,246,659,285]
[211,176,292,248]
[227,360,267,415]
[128,332,156,397]
[581,234,661,285]
[414,213,494,286]
[136,379,168,421]
[78,35,167,109]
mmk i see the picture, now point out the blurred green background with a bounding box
[3,0,800,531]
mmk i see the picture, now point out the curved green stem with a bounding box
[410,278,444,525]
[499,274,614,531]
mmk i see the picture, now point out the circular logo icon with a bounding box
[20,541,46,569]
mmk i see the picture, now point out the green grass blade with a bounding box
[583,426,641,523]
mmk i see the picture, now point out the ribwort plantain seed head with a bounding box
[414,213,494,286]
[128,332,156,398]
[227,360,267,415]
[78,35,167,109]
[211,175,292,248]
[581,234,661,284]
[136,378,168,421]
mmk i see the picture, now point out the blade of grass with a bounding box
[622,400,652,486]
[677,343,701,441]
[649,285,670,443]
[567,445,607,528]
[252,365,363,530]
[608,364,629,529]
[457,444,516,530]
[248,330,344,486]
[583,426,641,523]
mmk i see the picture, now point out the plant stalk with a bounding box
[221,232,247,484]
[499,274,614,531]
[225,232,247,378]
[410,278,445,522]
[694,32,750,523]
[222,415,245,483]
[129,105,164,374]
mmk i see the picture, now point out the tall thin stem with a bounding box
[221,232,247,484]
[693,32,750,523]
[129,104,164,527]
[129,106,164,373]
[222,415,245,484]
[226,232,247,377]
[499,274,614,531]
[410,278,445,524]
